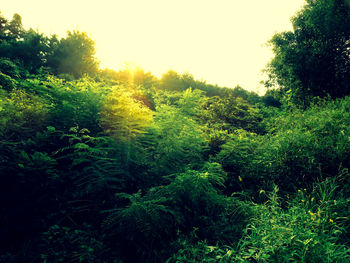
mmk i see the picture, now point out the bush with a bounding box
[0,58,21,78]
[0,72,16,90]
[102,163,250,262]
[216,129,264,194]
[0,88,48,139]
[100,84,153,141]
[40,224,105,263]
[20,76,104,133]
[235,178,350,263]
[217,97,350,193]
[139,101,207,177]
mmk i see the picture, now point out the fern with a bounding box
[56,127,125,195]
[102,191,176,262]
[139,103,207,176]
[100,85,153,141]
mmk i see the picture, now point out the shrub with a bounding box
[0,88,48,139]
[100,84,153,141]
[235,180,350,263]
[40,224,105,263]
[217,97,350,193]
[0,72,16,90]
[102,163,250,262]
[0,58,21,78]
[139,102,207,177]
[20,76,104,133]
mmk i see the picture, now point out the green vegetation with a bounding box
[265,0,350,106]
[1,1,350,262]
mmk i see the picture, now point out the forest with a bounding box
[0,0,350,262]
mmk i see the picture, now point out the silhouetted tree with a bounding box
[47,31,99,78]
[266,0,350,105]
[0,13,49,73]
[160,70,184,91]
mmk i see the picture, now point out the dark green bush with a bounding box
[0,58,20,78]
[102,163,250,262]
[217,97,350,193]
[0,72,16,90]
[41,224,105,263]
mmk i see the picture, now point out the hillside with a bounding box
[1,1,350,262]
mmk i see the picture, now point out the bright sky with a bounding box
[1,0,305,93]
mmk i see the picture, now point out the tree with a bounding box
[0,13,49,73]
[0,12,8,40]
[104,64,159,89]
[202,95,262,133]
[13,30,50,72]
[133,68,158,89]
[266,0,350,105]
[6,13,24,41]
[231,85,261,105]
[47,31,99,78]
[160,70,185,91]
[0,13,24,42]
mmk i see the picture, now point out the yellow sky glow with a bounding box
[2,0,305,93]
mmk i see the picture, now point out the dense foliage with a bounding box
[265,0,350,105]
[1,2,350,262]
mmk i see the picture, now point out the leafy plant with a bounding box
[100,84,153,141]
[0,88,48,139]
[41,224,105,263]
[235,181,350,263]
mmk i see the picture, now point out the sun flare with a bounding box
[1,0,305,93]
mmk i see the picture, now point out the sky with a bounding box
[1,0,305,94]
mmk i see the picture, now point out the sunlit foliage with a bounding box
[100,85,153,141]
[0,88,48,139]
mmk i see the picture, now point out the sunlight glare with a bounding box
[1,0,306,93]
